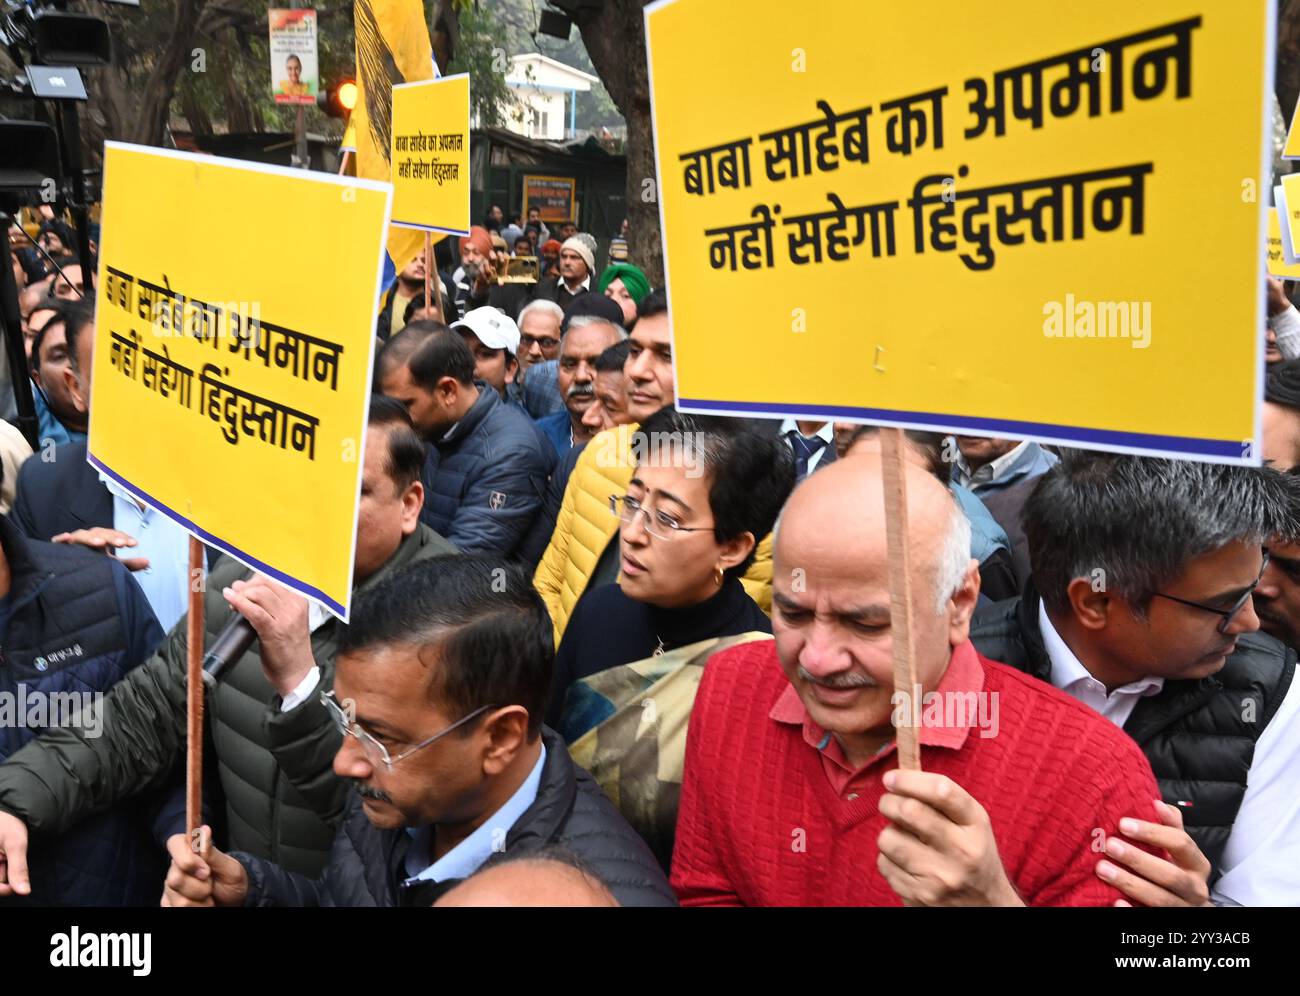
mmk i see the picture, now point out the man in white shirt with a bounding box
[970,450,1300,907]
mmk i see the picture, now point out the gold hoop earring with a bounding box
[714,565,724,586]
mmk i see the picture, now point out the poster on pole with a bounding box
[1269,207,1300,279]
[269,8,318,106]
[90,143,393,620]
[390,73,471,235]
[1276,183,1300,265]
[645,0,1274,464]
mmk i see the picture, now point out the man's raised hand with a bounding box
[876,769,1024,907]
[1098,800,1212,907]
[161,827,248,907]
[51,527,149,571]
[222,575,314,697]
[0,811,31,897]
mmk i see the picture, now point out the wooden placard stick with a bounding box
[880,427,922,771]
[423,232,433,313]
[185,534,205,837]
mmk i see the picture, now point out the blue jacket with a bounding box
[954,441,1058,496]
[420,385,555,556]
[535,410,572,461]
[0,515,166,906]
[951,482,1010,563]
[522,360,565,418]
[33,385,84,450]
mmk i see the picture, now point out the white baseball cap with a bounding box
[451,306,520,355]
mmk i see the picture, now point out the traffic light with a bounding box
[319,77,358,119]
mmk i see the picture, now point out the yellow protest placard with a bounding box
[353,0,436,281]
[390,73,470,235]
[1285,100,1300,160]
[645,0,1272,462]
[1268,208,1300,279]
[89,143,393,619]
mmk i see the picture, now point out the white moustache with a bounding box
[797,666,878,689]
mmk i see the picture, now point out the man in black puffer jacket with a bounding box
[161,557,675,907]
[0,514,165,905]
[969,452,1300,908]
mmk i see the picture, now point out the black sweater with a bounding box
[546,577,771,732]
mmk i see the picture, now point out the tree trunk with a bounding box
[179,76,213,138]
[573,0,662,286]
[129,0,211,146]
[83,64,134,161]
[1281,0,1300,125]
[431,0,460,75]
[210,35,260,135]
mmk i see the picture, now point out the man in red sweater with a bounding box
[670,454,1163,906]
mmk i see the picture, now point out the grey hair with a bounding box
[1024,452,1300,616]
[516,299,564,327]
[563,313,627,343]
[934,495,973,614]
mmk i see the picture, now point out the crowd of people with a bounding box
[0,206,1297,909]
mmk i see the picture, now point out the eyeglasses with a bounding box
[1151,551,1270,634]
[519,334,560,351]
[609,493,714,541]
[320,691,493,771]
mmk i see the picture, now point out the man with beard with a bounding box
[375,253,450,341]
[538,239,562,281]
[534,314,624,459]
[449,227,494,314]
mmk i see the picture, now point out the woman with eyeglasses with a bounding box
[545,407,796,739]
